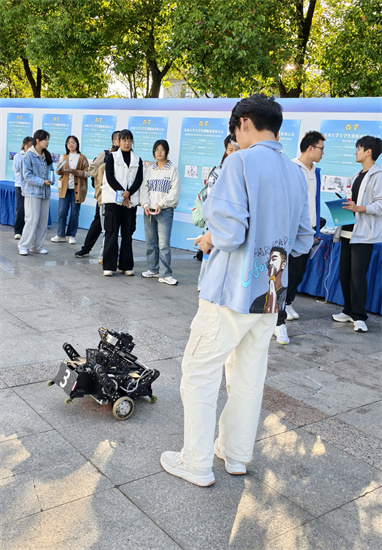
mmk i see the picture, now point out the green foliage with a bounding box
[320,0,382,96]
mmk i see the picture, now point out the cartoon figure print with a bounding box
[249,247,287,314]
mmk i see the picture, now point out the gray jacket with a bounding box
[334,163,382,244]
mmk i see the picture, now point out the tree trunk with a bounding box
[278,79,302,98]
[21,58,41,97]
[147,59,172,98]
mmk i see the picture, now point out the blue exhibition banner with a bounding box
[319,119,382,227]
[42,113,72,165]
[81,114,116,162]
[319,119,382,178]
[279,119,301,159]
[177,117,228,213]
[6,113,33,180]
[128,116,168,164]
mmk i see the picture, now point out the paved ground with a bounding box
[0,223,381,550]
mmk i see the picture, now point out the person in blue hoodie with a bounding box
[160,94,313,487]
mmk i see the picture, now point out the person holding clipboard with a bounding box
[332,136,382,332]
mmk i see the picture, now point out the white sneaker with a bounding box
[141,270,160,278]
[68,236,76,244]
[158,276,178,286]
[286,304,299,320]
[51,235,66,243]
[274,324,290,345]
[332,312,354,323]
[18,248,28,256]
[354,320,368,332]
[121,270,134,276]
[214,440,246,475]
[160,451,215,487]
[29,248,48,254]
[103,270,113,277]
[14,234,21,240]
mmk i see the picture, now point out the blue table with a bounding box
[298,233,382,315]
[0,180,51,227]
[0,180,16,225]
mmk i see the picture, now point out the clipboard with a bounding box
[325,199,355,226]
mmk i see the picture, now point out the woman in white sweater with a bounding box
[140,140,181,285]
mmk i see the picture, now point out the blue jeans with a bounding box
[144,208,174,276]
[57,189,81,237]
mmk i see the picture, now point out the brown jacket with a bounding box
[56,153,89,203]
[88,150,109,206]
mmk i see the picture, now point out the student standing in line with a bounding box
[12,136,32,240]
[332,135,382,333]
[52,135,89,245]
[74,131,120,261]
[101,129,143,277]
[18,130,54,256]
[140,139,181,285]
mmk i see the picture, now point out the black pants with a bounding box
[286,253,310,305]
[81,203,102,253]
[14,187,25,235]
[103,203,137,272]
[339,238,373,321]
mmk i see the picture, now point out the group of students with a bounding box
[12,128,181,286]
[193,130,382,338]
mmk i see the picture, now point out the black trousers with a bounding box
[103,203,137,272]
[14,187,25,235]
[82,203,102,253]
[286,253,310,305]
[339,238,373,321]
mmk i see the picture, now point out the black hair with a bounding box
[112,130,120,141]
[119,129,134,142]
[356,135,382,161]
[21,136,32,150]
[270,246,287,262]
[229,93,283,138]
[221,135,237,164]
[300,131,326,153]
[152,139,169,159]
[32,129,52,165]
[65,135,80,155]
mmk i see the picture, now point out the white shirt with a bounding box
[292,158,317,228]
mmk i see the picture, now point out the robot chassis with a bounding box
[47,327,160,420]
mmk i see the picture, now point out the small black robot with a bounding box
[47,327,160,420]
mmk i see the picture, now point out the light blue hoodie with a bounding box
[201,140,314,314]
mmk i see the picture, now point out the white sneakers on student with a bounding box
[51,235,66,243]
[160,451,215,487]
[68,236,76,244]
[141,270,160,278]
[274,323,290,345]
[286,304,299,320]
[214,440,246,475]
[158,276,178,286]
[332,312,354,323]
[354,320,368,332]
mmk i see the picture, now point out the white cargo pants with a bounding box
[180,299,277,469]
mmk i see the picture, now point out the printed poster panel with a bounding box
[5,113,33,180]
[279,119,301,159]
[42,114,72,165]
[319,119,382,227]
[81,114,116,163]
[128,116,168,165]
[177,117,228,213]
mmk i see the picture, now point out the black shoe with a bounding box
[74,249,89,258]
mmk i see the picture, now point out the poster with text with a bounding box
[319,119,382,178]
[81,115,117,162]
[6,113,33,180]
[177,117,228,213]
[319,119,382,226]
[42,114,72,165]
[279,119,301,159]
[128,116,168,165]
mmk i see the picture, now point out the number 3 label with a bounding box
[60,368,71,388]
